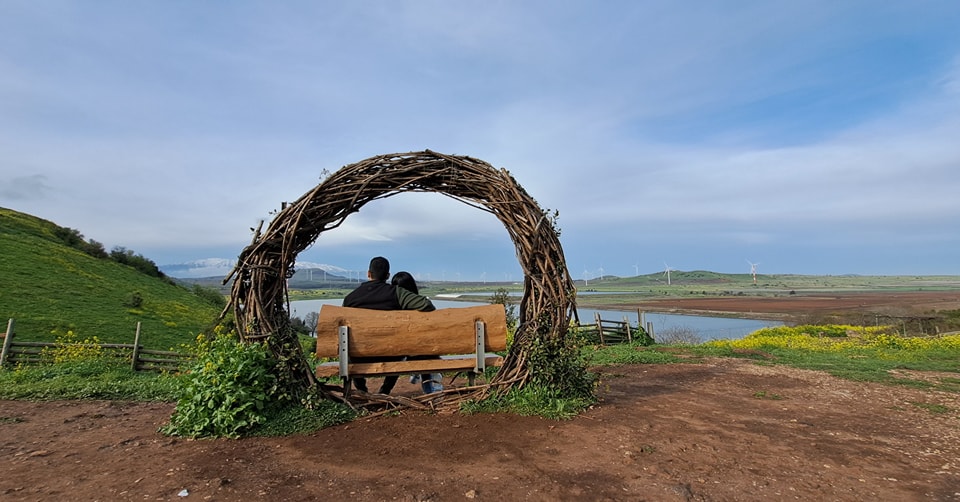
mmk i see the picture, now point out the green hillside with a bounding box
[0,207,223,349]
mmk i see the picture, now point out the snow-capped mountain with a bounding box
[161,258,348,279]
[294,261,348,274]
[160,258,236,278]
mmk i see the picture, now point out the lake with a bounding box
[290,298,782,341]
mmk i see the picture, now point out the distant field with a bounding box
[287,272,960,300]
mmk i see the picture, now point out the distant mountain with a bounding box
[161,258,349,279]
[160,258,236,278]
[296,261,348,274]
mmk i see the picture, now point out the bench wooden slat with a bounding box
[315,354,505,378]
[315,304,508,358]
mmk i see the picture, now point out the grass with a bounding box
[694,326,960,392]
[460,384,594,420]
[909,402,950,414]
[3,329,958,435]
[753,390,784,400]
[248,401,357,436]
[0,358,182,401]
[1,208,223,349]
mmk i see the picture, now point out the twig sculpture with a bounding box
[222,150,577,410]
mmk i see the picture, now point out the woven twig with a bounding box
[222,150,577,410]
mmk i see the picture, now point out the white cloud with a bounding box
[0,174,50,201]
[2,1,959,275]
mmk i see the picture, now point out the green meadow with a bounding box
[1,207,222,350]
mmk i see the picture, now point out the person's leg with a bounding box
[352,377,368,393]
[421,373,444,394]
[378,375,399,395]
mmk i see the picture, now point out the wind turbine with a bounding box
[598,263,605,281]
[747,260,759,285]
[582,267,589,286]
[633,263,639,277]
[663,262,674,286]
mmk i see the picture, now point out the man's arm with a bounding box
[396,287,436,312]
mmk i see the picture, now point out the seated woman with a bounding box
[391,271,444,394]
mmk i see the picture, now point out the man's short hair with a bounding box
[368,256,390,281]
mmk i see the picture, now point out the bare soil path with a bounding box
[3,292,960,501]
[2,357,959,501]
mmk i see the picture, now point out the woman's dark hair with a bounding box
[391,271,419,294]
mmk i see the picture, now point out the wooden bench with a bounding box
[314,304,508,394]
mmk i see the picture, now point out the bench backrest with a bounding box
[315,304,508,359]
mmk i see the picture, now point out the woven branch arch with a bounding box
[223,150,577,411]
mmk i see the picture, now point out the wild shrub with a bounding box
[161,329,281,438]
[632,324,655,345]
[190,284,227,309]
[124,291,144,308]
[656,326,702,345]
[525,331,596,402]
[41,330,104,364]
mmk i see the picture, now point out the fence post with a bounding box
[595,312,604,344]
[623,315,632,343]
[131,322,142,372]
[1,319,14,366]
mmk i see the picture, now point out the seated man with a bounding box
[343,256,435,394]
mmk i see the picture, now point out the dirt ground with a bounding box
[3,292,960,501]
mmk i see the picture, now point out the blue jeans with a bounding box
[421,373,444,394]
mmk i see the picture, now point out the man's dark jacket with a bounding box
[343,280,435,312]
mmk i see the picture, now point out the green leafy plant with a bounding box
[161,330,281,438]
[525,333,597,402]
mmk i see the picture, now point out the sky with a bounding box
[2,1,960,281]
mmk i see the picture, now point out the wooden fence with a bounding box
[1,319,189,372]
[575,310,654,345]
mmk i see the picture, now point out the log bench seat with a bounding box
[314,304,508,393]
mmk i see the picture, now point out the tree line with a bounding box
[53,226,168,281]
